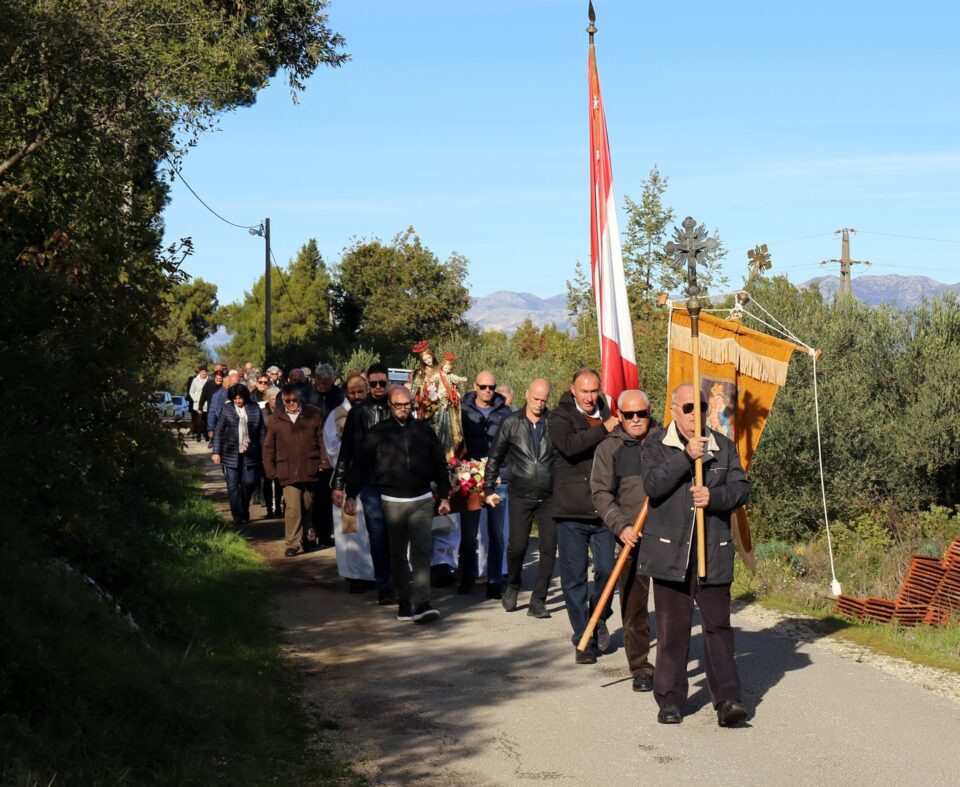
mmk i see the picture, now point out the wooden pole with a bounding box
[577,498,649,653]
[690,306,707,580]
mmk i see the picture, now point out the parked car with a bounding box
[170,395,190,420]
[388,367,413,386]
[151,391,175,418]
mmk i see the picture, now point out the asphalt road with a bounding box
[189,440,960,786]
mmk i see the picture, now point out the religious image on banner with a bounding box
[702,377,736,441]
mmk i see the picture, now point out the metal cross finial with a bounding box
[737,243,772,308]
[664,216,717,310]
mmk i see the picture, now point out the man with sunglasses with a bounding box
[590,389,657,692]
[332,363,395,604]
[458,370,512,597]
[344,385,452,623]
[637,382,751,727]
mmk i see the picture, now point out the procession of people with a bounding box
[189,348,752,727]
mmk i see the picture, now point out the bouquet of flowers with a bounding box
[448,456,486,498]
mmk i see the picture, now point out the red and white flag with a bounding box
[588,41,638,410]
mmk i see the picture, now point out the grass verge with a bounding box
[734,564,960,673]
[0,458,358,785]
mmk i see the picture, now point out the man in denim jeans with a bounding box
[332,363,394,604]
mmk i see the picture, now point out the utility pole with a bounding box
[250,218,272,363]
[821,228,869,299]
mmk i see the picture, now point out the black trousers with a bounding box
[651,562,740,709]
[505,495,556,602]
[620,551,653,676]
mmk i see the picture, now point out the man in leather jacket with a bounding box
[483,378,556,620]
[332,363,394,604]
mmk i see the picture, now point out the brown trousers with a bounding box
[283,483,315,551]
[620,551,653,676]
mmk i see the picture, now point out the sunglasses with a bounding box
[369,380,388,388]
[680,401,709,415]
[257,379,269,384]
[620,409,650,420]
[390,401,412,409]
[476,384,496,391]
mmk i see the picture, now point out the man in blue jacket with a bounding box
[458,370,512,597]
[637,382,751,727]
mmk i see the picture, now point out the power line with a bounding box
[168,161,260,231]
[270,249,308,323]
[856,230,960,244]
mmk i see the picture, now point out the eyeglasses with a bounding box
[476,384,496,391]
[257,379,269,385]
[680,401,708,415]
[369,380,388,388]
[620,409,650,420]
[390,401,412,409]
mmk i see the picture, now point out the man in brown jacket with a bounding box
[263,383,326,557]
[590,389,656,691]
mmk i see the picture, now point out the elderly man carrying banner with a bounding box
[637,382,750,727]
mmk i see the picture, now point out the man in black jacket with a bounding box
[345,385,452,623]
[458,370,512,597]
[332,363,394,604]
[637,382,751,727]
[484,378,556,619]
[591,389,656,691]
[548,368,620,664]
[301,362,344,548]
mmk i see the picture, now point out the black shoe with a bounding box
[284,547,299,557]
[575,645,599,664]
[348,579,366,594]
[378,587,397,606]
[657,705,682,724]
[716,700,748,727]
[501,584,519,612]
[527,599,551,618]
[431,564,456,587]
[397,599,413,620]
[486,582,502,600]
[457,578,475,595]
[632,673,654,692]
[597,620,611,652]
[412,603,440,623]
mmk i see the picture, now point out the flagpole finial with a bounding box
[587,1,597,39]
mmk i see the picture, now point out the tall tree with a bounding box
[621,166,728,306]
[332,228,471,362]
[221,239,333,367]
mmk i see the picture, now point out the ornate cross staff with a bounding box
[665,217,717,580]
[731,243,772,320]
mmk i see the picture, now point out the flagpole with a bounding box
[587,2,604,372]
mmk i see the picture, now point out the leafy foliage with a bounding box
[331,228,472,364]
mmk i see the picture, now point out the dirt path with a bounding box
[188,441,960,786]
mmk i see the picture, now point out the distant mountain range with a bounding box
[465,275,959,334]
[799,274,960,307]
[466,291,571,334]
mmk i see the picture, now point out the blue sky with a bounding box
[162,0,960,307]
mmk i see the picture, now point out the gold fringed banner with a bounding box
[666,308,802,470]
[666,307,804,574]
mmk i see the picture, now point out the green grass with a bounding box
[0,459,358,786]
[734,565,960,673]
